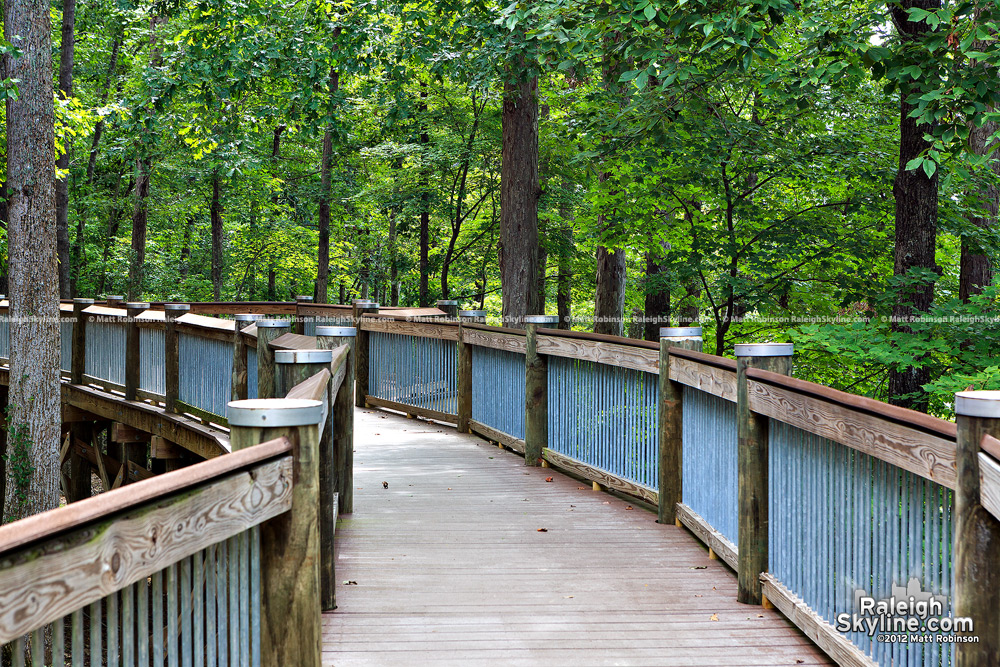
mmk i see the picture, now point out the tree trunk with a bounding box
[267,264,276,300]
[128,158,150,300]
[316,67,338,304]
[644,251,670,341]
[55,0,76,298]
[179,215,195,281]
[86,36,121,186]
[593,36,627,336]
[961,121,997,301]
[211,172,223,299]
[3,0,62,521]
[500,59,540,326]
[418,81,431,307]
[888,0,940,412]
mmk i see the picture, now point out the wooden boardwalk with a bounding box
[323,409,834,667]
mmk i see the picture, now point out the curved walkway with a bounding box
[323,409,833,667]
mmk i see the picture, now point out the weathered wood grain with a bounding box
[457,321,473,432]
[71,439,152,484]
[669,356,737,402]
[365,395,457,424]
[175,399,230,427]
[469,419,525,454]
[981,433,1000,462]
[525,323,547,466]
[359,318,460,341]
[257,323,290,399]
[658,337,701,525]
[542,448,657,505]
[747,380,957,488]
[461,328,527,354]
[535,334,659,374]
[759,574,875,667]
[0,456,292,643]
[979,452,1000,522]
[285,369,332,402]
[675,502,738,571]
[536,326,660,350]
[270,332,321,351]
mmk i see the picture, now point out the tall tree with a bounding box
[211,172,224,299]
[55,0,76,298]
[644,249,670,341]
[418,80,431,306]
[887,0,941,411]
[3,0,62,521]
[500,58,540,325]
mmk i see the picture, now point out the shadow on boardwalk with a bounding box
[323,408,833,667]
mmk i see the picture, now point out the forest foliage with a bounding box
[1,0,999,416]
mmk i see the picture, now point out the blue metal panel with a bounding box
[681,387,738,544]
[769,420,955,667]
[471,346,526,440]
[140,327,166,394]
[546,356,658,491]
[179,333,233,418]
[369,332,458,415]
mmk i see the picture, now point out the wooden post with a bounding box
[231,314,261,401]
[256,319,291,399]
[316,326,355,515]
[68,298,94,502]
[735,342,793,605]
[456,310,484,433]
[524,315,558,466]
[228,398,324,667]
[352,300,378,408]
[124,302,148,401]
[295,295,314,335]
[954,390,1000,665]
[435,299,458,319]
[104,295,123,309]
[274,349,332,398]
[657,326,703,525]
[163,303,189,413]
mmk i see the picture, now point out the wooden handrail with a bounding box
[0,436,291,558]
[537,326,660,351]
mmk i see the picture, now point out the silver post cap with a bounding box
[315,326,357,337]
[103,295,124,300]
[295,295,314,302]
[955,391,1000,418]
[436,299,459,306]
[274,349,333,364]
[734,342,794,357]
[73,298,96,305]
[228,398,323,427]
[257,319,291,328]
[458,310,486,318]
[660,326,702,338]
[164,303,191,312]
[125,302,150,309]
[524,315,560,324]
[353,299,375,305]
[235,313,264,322]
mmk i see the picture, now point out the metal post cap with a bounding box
[315,326,357,337]
[458,310,486,318]
[235,313,264,322]
[73,298,95,305]
[357,302,380,309]
[124,302,150,309]
[436,299,459,305]
[524,315,560,324]
[274,349,333,364]
[164,303,191,311]
[660,326,702,338]
[257,319,291,328]
[353,299,375,305]
[955,391,1000,418]
[734,343,794,357]
[103,295,124,300]
[228,398,323,427]
[295,295,314,302]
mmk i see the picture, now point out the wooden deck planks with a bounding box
[322,410,833,667]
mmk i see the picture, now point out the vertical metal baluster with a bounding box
[30,627,43,667]
[194,550,204,667]
[181,556,193,667]
[216,541,228,666]
[153,569,164,667]
[54,615,65,667]
[240,530,250,667]
[167,563,179,667]
[206,545,216,667]
[138,576,149,666]
[251,527,262,667]
[13,636,25,667]
[228,536,239,667]
[108,589,119,667]
[121,577,134,666]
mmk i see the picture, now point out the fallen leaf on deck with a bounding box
[710,613,719,621]
[382,481,388,489]
[545,477,554,482]
[690,566,707,570]
[757,614,764,618]
[537,528,548,532]
[602,501,610,505]
[343,580,358,585]
[564,595,574,599]
[796,661,804,665]
[625,506,633,510]
[577,486,586,490]
[447,487,452,490]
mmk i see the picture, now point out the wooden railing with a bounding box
[349,308,1000,667]
[0,325,351,665]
